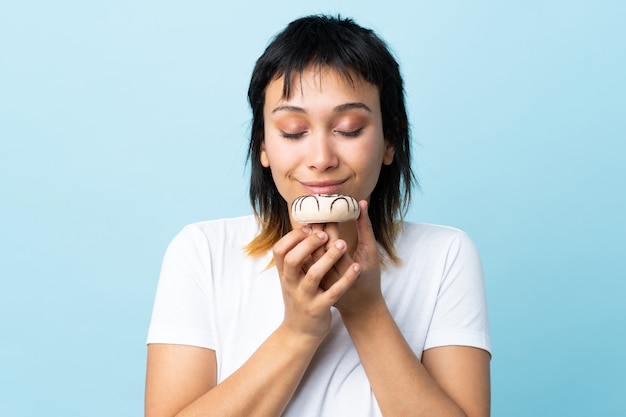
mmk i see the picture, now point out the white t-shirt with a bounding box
[147,215,490,416]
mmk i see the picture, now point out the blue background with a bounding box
[1,1,624,416]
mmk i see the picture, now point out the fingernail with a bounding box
[301,226,311,234]
[316,232,326,239]
[335,241,345,250]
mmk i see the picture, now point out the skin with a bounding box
[145,67,491,417]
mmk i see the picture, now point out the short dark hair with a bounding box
[246,14,415,260]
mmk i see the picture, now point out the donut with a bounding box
[291,194,360,223]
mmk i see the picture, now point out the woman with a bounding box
[145,15,491,417]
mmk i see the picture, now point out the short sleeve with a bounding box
[424,231,491,355]
[146,225,216,349]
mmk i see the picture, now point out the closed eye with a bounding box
[280,130,307,139]
[335,127,364,138]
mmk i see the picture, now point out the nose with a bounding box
[306,134,338,171]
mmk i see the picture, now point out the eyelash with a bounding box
[280,128,363,140]
[280,131,306,139]
[337,128,363,138]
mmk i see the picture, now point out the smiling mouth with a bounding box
[299,180,347,194]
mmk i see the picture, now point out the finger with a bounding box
[320,262,361,305]
[355,200,379,262]
[280,231,329,284]
[273,226,311,273]
[356,201,373,242]
[332,249,356,273]
[309,223,327,262]
[310,223,326,233]
[273,226,311,258]
[321,222,340,250]
[303,239,348,292]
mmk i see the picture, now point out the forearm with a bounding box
[177,325,321,417]
[342,301,466,417]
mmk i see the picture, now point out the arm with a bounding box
[342,302,490,417]
[331,201,491,417]
[145,327,322,417]
[145,226,361,417]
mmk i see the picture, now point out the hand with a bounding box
[273,225,361,340]
[312,201,385,318]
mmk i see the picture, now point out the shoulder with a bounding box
[164,215,261,259]
[391,222,482,276]
[176,215,260,243]
[183,214,259,236]
[395,222,476,254]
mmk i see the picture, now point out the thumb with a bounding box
[355,200,378,259]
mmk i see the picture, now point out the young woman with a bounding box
[145,15,491,417]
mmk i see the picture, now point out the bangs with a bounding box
[259,15,389,99]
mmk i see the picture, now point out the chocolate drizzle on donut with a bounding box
[294,194,320,212]
[291,194,359,223]
[329,195,357,214]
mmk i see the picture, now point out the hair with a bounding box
[245,14,415,262]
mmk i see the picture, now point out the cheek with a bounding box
[261,139,295,171]
[352,138,387,187]
[359,137,388,166]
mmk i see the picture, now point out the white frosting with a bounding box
[291,194,360,223]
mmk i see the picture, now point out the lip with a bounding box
[298,179,347,195]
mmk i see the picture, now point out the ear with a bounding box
[383,141,395,165]
[260,141,270,167]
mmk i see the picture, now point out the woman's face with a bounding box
[260,67,394,223]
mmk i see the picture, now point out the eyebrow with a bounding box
[271,102,372,114]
